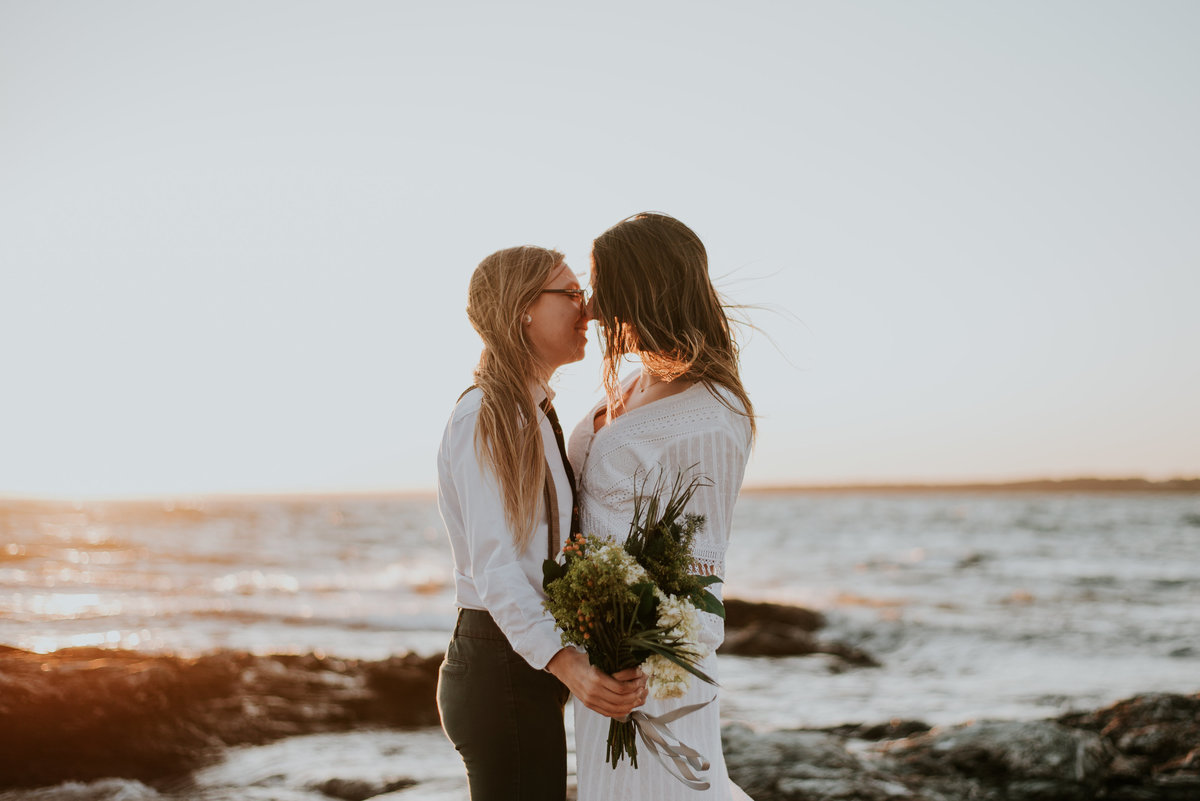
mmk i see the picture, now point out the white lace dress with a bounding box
[566,374,754,801]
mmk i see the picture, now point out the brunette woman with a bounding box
[567,216,756,800]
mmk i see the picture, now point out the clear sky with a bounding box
[2,1,1198,498]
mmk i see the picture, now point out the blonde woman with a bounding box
[567,215,757,800]
[436,246,647,801]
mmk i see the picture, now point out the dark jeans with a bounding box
[438,609,570,801]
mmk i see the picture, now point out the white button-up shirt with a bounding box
[436,383,572,670]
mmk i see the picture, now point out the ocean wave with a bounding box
[0,778,160,801]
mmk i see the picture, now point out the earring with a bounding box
[524,314,532,324]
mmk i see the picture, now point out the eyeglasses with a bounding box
[540,288,590,307]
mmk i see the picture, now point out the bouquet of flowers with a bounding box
[542,471,725,771]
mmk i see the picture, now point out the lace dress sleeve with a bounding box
[660,413,752,579]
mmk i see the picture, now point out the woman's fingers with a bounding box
[581,695,638,718]
[611,667,644,682]
[579,667,649,717]
[595,669,640,692]
[546,649,651,718]
[606,668,648,708]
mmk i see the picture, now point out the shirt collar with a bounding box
[530,379,555,407]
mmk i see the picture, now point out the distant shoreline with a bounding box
[741,477,1200,495]
[2,477,1198,505]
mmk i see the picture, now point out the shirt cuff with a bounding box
[514,618,567,671]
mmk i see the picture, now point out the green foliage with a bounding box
[542,557,565,590]
[624,470,726,619]
[542,537,645,672]
[541,468,727,769]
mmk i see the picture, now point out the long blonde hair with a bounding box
[591,212,755,439]
[466,246,563,552]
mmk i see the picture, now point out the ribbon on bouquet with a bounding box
[628,697,715,791]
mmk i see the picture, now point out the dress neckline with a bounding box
[591,372,705,438]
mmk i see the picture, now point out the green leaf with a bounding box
[636,639,718,686]
[693,574,724,588]
[542,558,565,592]
[631,581,658,623]
[695,589,725,618]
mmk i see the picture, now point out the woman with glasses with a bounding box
[435,245,645,801]
[567,214,757,800]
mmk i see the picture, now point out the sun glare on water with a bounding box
[24,629,137,654]
[21,592,109,618]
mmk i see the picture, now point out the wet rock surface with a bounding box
[719,598,880,665]
[0,645,440,790]
[722,692,1200,801]
[307,776,418,800]
[882,719,1110,800]
[1059,692,1200,800]
[2,597,870,790]
[723,724,911,801]
[2,635,1196,800]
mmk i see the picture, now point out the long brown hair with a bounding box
[591,212,755,438]
[466,246,563,551]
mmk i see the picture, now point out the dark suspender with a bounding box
[457,386,576,559]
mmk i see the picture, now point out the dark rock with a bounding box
[823,719,932,741]
[956,552,987,569]
[364,653,444,728]
[718,625,880,665]
[5,639,1195,801]
[725,703,1200,801]
[1059,692,1200,762]
[0,647,441,790]
[0,648,228,788]
[883,719,1111,800]
[724,716,1122,801]
[309,776,418,800]
[1058,692,1200,799]
[722,724,913,801]
[723,599,825,632]
[719,625,822,657]
[719,599,879,665]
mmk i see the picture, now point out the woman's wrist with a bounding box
[545,646,577,677]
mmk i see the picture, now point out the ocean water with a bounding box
[2,491,1198,798]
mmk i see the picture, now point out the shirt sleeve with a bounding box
[446,409,565,670]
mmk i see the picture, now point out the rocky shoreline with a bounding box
[724,691,1200,800]
[0,643,441,790]
[1,600,1196,800]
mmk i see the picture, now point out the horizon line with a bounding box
[2,475,1198,504]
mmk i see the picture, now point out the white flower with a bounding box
[655,592,705,650]
[637,592,709,700]
[640,653,691,700]
[622,561,648,584]
[593,541,648,584]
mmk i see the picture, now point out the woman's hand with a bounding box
[546,648,648,719]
